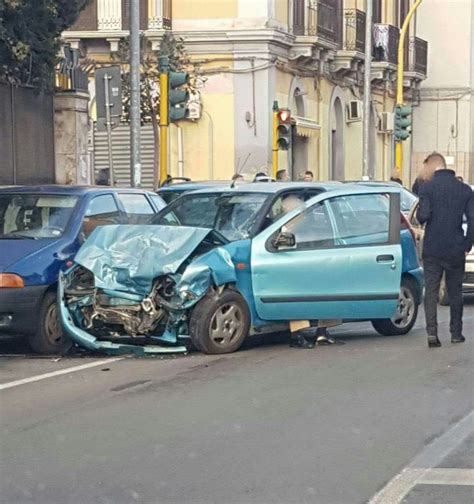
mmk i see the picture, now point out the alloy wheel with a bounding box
[210,303,244,348]
[391,286,415,329]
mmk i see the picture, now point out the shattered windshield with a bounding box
[151,192,270,241]
[0,194,78,239]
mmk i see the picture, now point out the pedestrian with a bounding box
[412,155,437,195]
[416,153,474,347]
[253,171,270,182]
[304,170,314,182]
[276,169,289,181]
[457,175,464,183]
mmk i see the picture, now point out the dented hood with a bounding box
[74,225,212,295]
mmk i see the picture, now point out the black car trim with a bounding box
[260,293,399,303]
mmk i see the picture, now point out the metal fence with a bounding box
[0,83,55,185]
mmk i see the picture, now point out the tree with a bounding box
[0,0,90,89]
[113,32,202,188]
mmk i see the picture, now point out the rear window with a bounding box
[0,194,78,239]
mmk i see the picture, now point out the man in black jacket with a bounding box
[417,153,474,347]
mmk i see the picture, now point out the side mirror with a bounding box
[273,231,296,249]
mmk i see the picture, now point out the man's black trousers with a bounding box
[424,256,465,337]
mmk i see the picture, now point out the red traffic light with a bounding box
[277,108,291,124]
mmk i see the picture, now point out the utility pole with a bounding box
[395,0,423,178]
[129,0,141,187]
[362,0,373,180]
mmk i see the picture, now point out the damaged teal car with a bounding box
[60,183,422,355]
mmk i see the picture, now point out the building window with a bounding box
[373,0,382,24]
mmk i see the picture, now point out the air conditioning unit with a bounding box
[379,112,395,133]
[346,100,362,122]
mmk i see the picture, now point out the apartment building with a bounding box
[63,0,428,185]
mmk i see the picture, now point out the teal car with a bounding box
[60,183,422,355]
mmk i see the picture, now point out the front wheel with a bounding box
[372,278,419,336]
[189,288,250,354]
[28,291,72,354]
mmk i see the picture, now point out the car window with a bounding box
[328,194,390,246]
[266,189,323,226]
[82,194,121,238]
[118,193,155,224]
[152,192,269,241]
[0,194,78,239]
[283,202,335,249]
[400,188,418,213]
[150,195,166,211]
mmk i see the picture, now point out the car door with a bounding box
[81,194,122,239]
[251,190,402,321]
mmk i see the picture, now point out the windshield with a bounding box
[0,194,78,239]
[151,192,270,241]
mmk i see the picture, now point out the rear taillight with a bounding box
[0,273,24,288]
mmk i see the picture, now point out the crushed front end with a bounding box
[59,225,236,355]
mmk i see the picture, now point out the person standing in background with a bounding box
[416,153,474,348]
[412,155,437,195]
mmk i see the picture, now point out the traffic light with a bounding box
[169,71,189,122]
[277,108,292,150]
[394,105,412,141]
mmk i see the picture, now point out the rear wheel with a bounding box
[189,288,250,354]
[28,291,72,355]
[372,278,418,336]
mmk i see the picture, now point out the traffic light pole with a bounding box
[395,0,423,178]
[362,0,372,180]
[159,57,169,186]
[129,0,141,187]
[272,101,279,178]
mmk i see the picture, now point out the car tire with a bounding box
[28,291,72,355]
[189,288,250,354]
[372,278,419,336]
[438,275,450,305]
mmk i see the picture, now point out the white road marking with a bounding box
[368,410,474,504]
[417,468,474,486]
[0,357,125,391]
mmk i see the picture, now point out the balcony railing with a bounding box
[373,24,400,65]
[407,36,428,75]
[56,48,89,93]
[293,0,342,47]
[69,0,171,32]
[343,8,365,52]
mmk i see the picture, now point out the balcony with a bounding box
[373,24,399,65]
[406,36,428,76]
[292,0,342,46]
[290,0,342,62]
[67,0,171,34]
[331,9,366,77]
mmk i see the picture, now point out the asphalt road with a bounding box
[1,303,473,504]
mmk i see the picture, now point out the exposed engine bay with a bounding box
[59,225,238,353]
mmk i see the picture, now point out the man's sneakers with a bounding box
[451,334,466,344]
[428,334,442,348]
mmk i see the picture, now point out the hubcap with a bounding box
[210,303,244,347]
[44,303,64,345]
[392,287,415,329]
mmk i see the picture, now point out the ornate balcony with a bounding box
[331,8,366,77]
[406,36,428,76]
[371,23,399,83]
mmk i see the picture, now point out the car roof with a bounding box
[157,181,229,191]
[0,185,157,196]
[179,181,388,196]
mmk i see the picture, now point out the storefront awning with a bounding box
[293,116,321,138]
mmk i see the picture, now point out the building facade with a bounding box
[63,0,428,186]
[412,0,473,183]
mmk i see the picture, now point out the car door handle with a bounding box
[377,254,395,263]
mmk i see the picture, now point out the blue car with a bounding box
[60,183,423,355]
[156,179,231,204]
[0,185,165,354]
